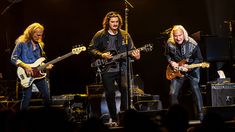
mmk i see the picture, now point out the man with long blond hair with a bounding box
[11,22,53,110]
[165,25,204,120]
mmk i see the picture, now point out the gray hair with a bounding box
[168,25,189,44]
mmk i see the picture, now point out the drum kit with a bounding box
[62,88,145,123]
[58,94,89,123]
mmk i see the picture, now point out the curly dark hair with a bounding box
[102,11,123,30]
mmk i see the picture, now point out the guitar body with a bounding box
[17,57,47,88]
[100,61,118,73]
[17,46,86,88]
[166,60,210,80]
[91,50,119,72]
[166,60,186,80]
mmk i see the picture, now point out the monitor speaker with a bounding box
[206,83,235,106]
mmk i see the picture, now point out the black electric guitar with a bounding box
[91,44,153,72]
[166,59,210,80]
[17,46,86,88]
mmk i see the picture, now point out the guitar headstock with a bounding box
[201,62,210,68]
[143,43,153,52]
[72,45,86,55]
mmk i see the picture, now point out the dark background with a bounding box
[0,0,235,109]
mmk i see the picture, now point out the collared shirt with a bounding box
[11,41,42,65]
[165,37,203,80]
[165,37,203,64]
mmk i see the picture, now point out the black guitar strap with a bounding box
[38,42,50,78]
[38,43,46,58]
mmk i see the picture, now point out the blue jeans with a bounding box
[20,79,50,110]
[169,69,203,115]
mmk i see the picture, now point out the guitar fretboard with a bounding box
[38,52,74,71]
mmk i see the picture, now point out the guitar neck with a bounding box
[186,63,203,69]
[38,52,74,70]
[113,47,145,60]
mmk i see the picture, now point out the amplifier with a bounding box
[86,84,104,95]
[134,94,162,111]
[134,94,160,102]
[206,83,235,107]
[52,94,87,105]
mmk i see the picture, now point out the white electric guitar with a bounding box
[17,46,86,88]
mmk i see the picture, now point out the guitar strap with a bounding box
[38,42,50,78]
[38,43,46,58]
[115,34,120,52]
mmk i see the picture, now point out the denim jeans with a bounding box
[20,79,50,110]
[169,69,203,116]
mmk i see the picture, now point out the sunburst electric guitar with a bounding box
[166,60,210,80]
[17,46,86,88]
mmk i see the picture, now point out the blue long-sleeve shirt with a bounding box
[11,41,43,66]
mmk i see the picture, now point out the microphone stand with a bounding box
[224,20,234,78]
[124,0,134,110]
[1,0,21,16]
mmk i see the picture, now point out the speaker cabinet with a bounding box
[86,84,104,95]
[206,83,235,106]
[133,95,163,111]
[88,90,121,119]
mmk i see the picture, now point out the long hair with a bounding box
[15,22,45,48]
[102,11,123,30]
[168,25,189,44]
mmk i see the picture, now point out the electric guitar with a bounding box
[166,59,210,80]
[17,46,86,88]
[91,44,153,72]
